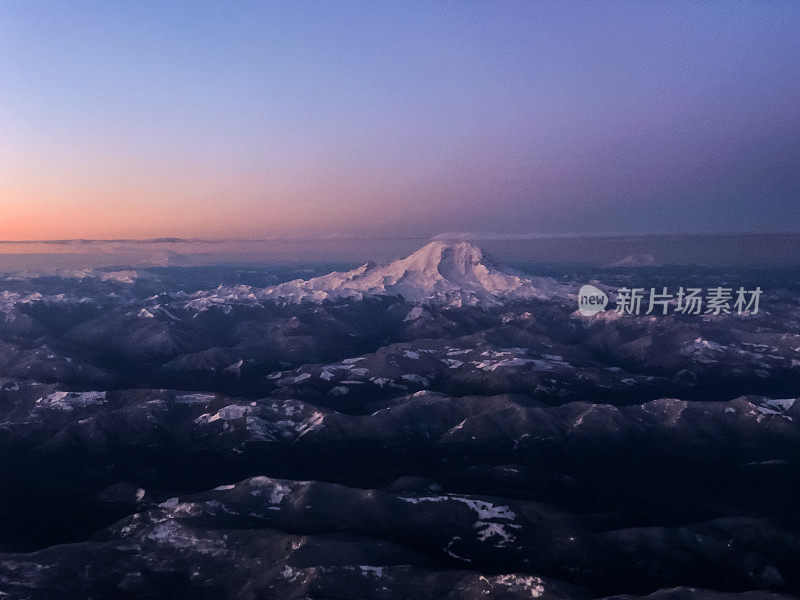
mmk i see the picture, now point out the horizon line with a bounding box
[1,231,799,245]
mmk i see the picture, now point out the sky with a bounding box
[1,1,799,241]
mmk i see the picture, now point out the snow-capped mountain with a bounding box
[188,242,567,309]
[259,241,567,306]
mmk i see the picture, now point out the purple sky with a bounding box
[1,1,798,240]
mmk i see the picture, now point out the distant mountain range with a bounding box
[0,247,798,598]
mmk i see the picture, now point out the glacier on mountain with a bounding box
[185,242,568,310]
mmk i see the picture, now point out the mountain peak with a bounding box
[253,241,566,307]
[400,241,489,273]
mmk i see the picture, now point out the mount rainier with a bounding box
[189,241,568,309]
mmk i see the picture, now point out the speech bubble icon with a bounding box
[578,284,608,316]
